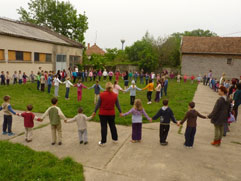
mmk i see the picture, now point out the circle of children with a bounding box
[0,68,241,148]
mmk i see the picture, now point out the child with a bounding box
[6,71,10,86]
[142,79,154,104]
[178,102,206,148]
[40,72,45,92]
[17,105,40,142]
[190,75,195,84]
[125,80,142,105]
[113,80,124,95]
[47,73,53,94]
[154,80,161,103]
[23,72,28,84]
[164,77,168,96]
[40,98,67,145]
[36,72,41,90]
[53,75,62,97]
[177,74,181,83]
[1,71,6,85]
[197,74,202,84]
[65,107,93,144]
[152,99,177,145]
[88,81,104,104]
[183,75,187,83]
[29,71,35,83]
[13,71,17,84]
[63,77,74,100]
[18,71,23,84]
[0,96,17,136]
[109,70,113,81]
[121,99,152,143]
[75,80,87,102]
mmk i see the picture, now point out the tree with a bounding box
[17,0,88,43]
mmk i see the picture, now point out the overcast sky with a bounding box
[1,0,241,49]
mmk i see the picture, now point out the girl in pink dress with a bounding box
[115,71,120,81]
[75,80,87,101]
[113,80,124,95]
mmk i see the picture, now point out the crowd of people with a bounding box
[0,67,241,149]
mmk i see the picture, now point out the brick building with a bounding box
[0,18,83,75]
[85,43,105,59]
[181,36,241,79]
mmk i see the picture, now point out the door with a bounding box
[56,54,67,71]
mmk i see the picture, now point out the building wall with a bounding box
[0,35,82,75]
[181,54,241,79]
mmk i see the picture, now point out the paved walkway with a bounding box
[1,84,241,180]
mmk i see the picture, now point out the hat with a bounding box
[131,80,135,84]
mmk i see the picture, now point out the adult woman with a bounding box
[93,82,122,146]
[208,86,230,146]
[233,83,241,120]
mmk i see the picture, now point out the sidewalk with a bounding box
[2,84,241,180]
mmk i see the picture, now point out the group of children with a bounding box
[1,92,208,149]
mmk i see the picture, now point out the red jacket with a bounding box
[99,91,118,115]
[21,112,35,128]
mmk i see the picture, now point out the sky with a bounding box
[1,0,241,49]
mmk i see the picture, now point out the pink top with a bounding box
[89,71,93,77]
[75,83,87,92]
[113,84,123,95]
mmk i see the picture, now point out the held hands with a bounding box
[119,113,123,117]
[37,118,43,122]
[177,121,181,126]
[149,118,152,123]
[64,120,67,123]
[91,112,96,118]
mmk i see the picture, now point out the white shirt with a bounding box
[64,80,73,88]
[54,78,62,86]
[103,71,108,76]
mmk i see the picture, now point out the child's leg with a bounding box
[7,116,12,133]
[83,129,88,142]
[136,123,142,140]
[162,125,170,143]
[2,115,8,133]
[159,124,165,143]
[78,130,83,142]
[132,123,137,141]
[190,127,196,147]
[56,124,62,143]
[65,88,69,99]
[25,127,28,140]
[51,125,57,143]
[184,127,191,146]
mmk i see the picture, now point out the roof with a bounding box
[0,18,83,48]
[181,36,241,55]
[86,43,105,56]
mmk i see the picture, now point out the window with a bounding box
[57,55,66,62]
[35,52,52,63]
[16,51,23,61]
[227,58,232,65]
[69,55,81,69]
[0,49,4,60]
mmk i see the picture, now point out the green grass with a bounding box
[0,79,197,125]
[0,141,84,181]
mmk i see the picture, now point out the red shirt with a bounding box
[21,112,35,128]
[99,91,118,115]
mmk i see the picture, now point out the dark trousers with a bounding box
[7,79,10,86]
[184,126,196,147]
[155,91,160,102]
[98,76,101,81]
[145,79,148,85]
[164,86,167,96]
[41,84,45,92]
[48,84,51,93]
[140,77,144,84]
[99,115,118,143]
[147,91,152,102]
[19,79,22,84]
[109,76,113,81]
[206,78,210,85]
[93,76,96,81]
[132,123,142,140]
[3,115,12,133]
[73,76,76,83]
[130,96,135,105]
[160,124,170,143]
[233,104,239,120]
[65,88,70,98]
[37,80,40,90]
[13,78,17,84]
[1,80,5,85]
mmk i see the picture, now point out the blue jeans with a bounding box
[48,84,52,93]
[37,80,40,90]
[65,87,70,98]
[140,77,144,84]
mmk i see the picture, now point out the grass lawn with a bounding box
[0,79,197,125]
[0,141,84,181]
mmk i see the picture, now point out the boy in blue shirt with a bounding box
[88,81,104,104]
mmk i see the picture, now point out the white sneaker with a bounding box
[149,101,152,104]
[147,102,150,104]
[98,141,105,147]
[113,140,118,144]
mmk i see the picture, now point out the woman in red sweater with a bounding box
[93,82,122,146]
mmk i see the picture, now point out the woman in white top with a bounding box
[113,80,124,95]
[154,80,161,103]
[53,75,62,97]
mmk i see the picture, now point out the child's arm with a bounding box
[82,84,87,89]
[99,85,105,91]
[69,81,74,87]
[152,109,162,120]
[170,110,177,124]
[124,87,130,93]
[57,107,67,121]
[65,117,76,123]
[88,84,95,90]
[41,107,51,120]
[85,115,93,121]
[142,109,152,122]
[136,86,142,91]
[197,111,207,119]
[122,108,133,117]
[142,84,149,90]
[180,112,188,125]
[7,105,17,115]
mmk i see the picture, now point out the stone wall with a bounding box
[181,54,241,79]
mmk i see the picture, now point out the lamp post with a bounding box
[121,39,125,50]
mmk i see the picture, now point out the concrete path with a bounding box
[2,84,241,180]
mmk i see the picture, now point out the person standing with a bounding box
[206,70,212,86]
[93,82,122,146]
[164,77,169,96]
[123,71,129,90]
[53,75,62,97]
[143,79,154,104]
[208,86,230,146]
[233,83,241,120]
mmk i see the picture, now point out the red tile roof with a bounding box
[181,36,241,55]
[86,43,105,56]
